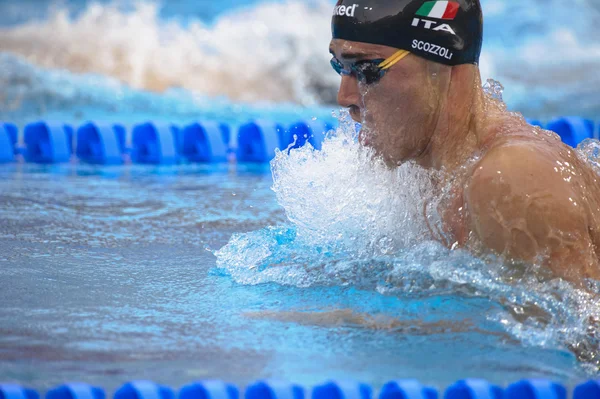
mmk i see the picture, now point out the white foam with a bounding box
[1,0,599,115]
[216,110,443,281]
[270,112,439,256]
[0,0,337,105]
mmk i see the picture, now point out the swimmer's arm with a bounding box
[465,144,599,282]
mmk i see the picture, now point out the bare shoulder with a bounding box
[469,137,576,198]
[464,135,599,281]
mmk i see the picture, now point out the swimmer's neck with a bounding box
[413,66,492,172]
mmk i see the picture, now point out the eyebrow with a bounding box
[342,51,373,59]
[329,48,376,60]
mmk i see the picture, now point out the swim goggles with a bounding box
[330,50,410,85]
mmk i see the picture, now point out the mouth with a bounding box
[347,105,370,145]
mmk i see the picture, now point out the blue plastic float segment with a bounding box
[76,123,125,165]
[0,125,15,162]
[181,122,229,163]
[574,381,600,399]
[284,120,334,151]
[312,381,371,399]
[246,381,303,399]
[23,122,72,163]
[179,381,238,399]
[46,383,104,399]
[546,117,594,148]
[3,123,18,149]
[445,380,502,399]
[115,381,175,399]
[237,121,285,163]
[0,384,39,399]
[505,380,566,399]
[380,380,437,399]
[131,123,180,164]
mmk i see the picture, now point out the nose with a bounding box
[337,75,361,118]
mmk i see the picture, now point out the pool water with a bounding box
[0,161,596,391]
[1,0,600,391]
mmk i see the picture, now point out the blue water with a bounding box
[1,0,600,390]
[0,164,593,391]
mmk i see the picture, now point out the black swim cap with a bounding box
[331,0,483,66]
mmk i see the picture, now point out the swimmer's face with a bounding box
[329,39,451,166]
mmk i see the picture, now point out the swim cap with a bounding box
[331,0,483,66]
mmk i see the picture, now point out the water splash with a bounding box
[216,110,443,282]
[482,78,504,102]
[577,139,600,175]
[1,0,600,116]
[215,109,600,371]
[0,52,334,125]
[270,117,441,256]
[0,0,337,105]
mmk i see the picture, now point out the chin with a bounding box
[384,154,405,167]
[363,143,398,166]
[375,144,409,166]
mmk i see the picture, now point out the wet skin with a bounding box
[330,39,600,284]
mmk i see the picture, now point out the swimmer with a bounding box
[329,0,600,283]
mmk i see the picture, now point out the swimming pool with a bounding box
[1,0,600,392]
[1,144,599,391]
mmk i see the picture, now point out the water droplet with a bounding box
[482,78,505,102]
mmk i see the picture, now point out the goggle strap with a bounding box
[379,50,410,70]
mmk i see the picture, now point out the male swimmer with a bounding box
[330,0,600,283]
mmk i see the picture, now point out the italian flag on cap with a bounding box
[416,1,459,20]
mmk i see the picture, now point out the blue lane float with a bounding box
[380,380,437,399]
[23,122,73,163]
[312,381,372,399]
[179,381,238,399]
[246,381,304,399]
[115,381,175,399]
[283,120,334,151]
[46,384,105,399]
[0,384,39,399]
[237,121,285,163]
[2,380,597,399]
[505,380,567,399]
[445,380,503,399]
[574,381,600,399]
[180,122,229,163]
[2,118,600,164]
[76,122,126,165]
[131,123,180,165]
[0,124,16,163]
[546,117,594,148]
[2,123,18,149]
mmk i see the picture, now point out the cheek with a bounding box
[362,76,432,130]
[358,71,440,157]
